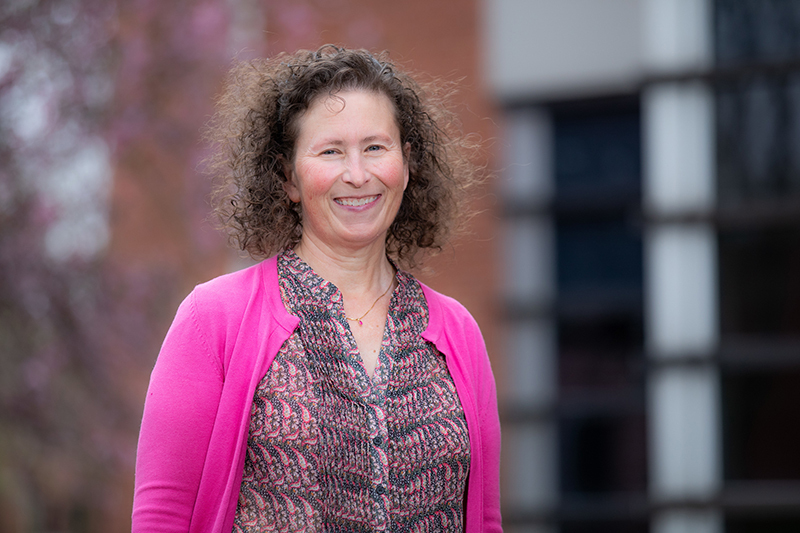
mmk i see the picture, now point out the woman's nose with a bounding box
[342,153,369,186]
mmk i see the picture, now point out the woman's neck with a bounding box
[293,236,394,296]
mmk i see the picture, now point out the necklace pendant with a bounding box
[358,319,363,326]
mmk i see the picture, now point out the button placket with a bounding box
[366,381,390,529]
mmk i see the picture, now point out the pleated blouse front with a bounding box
[233,250,471,533]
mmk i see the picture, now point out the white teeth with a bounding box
[335,195,378,207]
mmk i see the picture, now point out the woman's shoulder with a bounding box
[194,259,270,297]
[415,280,483,347]
[416,279,493,387]
[186,257,280,321]
[417,281,475,323]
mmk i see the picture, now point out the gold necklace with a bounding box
[346,277,394,326]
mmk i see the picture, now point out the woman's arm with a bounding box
[478,350,502,532]
[467,320,503,533]
[132,291,224,532]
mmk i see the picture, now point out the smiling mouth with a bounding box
[335,195,379,207]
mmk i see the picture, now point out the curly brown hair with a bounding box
[204,45,480,266]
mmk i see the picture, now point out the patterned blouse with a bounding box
[232,250,470,533]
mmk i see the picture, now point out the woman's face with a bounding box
[285,90,409,254]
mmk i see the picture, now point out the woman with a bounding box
[132,45,501,533]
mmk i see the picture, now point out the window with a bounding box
[501,98,647,533]
[553,100,646,512]
[713,2,800,529]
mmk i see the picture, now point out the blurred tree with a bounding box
[1,0,239,528]
[0,0,174,530]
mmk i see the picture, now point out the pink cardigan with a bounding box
[132,256,502,532]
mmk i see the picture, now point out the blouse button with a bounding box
[373,436,383,447]
[376,485,386,495]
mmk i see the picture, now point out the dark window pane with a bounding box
[562,522,649,533]
[715,0,800,66]
[557,219,643,295]
[559,316,643,392]
[716,75,800,204]
[554,108,640,202]
[727,517,800,533]
[718,227,800,338]
[560,415,647,494]
[723,369,800,481]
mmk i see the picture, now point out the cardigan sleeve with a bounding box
[458,309,502,532]
[419,284,503,532]
[474,324,502,532]
[132,291,225,532]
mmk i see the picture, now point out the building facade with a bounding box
[485,1,800,532]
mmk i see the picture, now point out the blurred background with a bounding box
[1,0,799,532]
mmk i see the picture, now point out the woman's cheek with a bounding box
[297,161,339,196]
[372,158,407,186]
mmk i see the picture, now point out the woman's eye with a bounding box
[366,145,383,152]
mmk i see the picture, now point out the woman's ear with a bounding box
[402,142,411,190]
[281,157,301,203]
